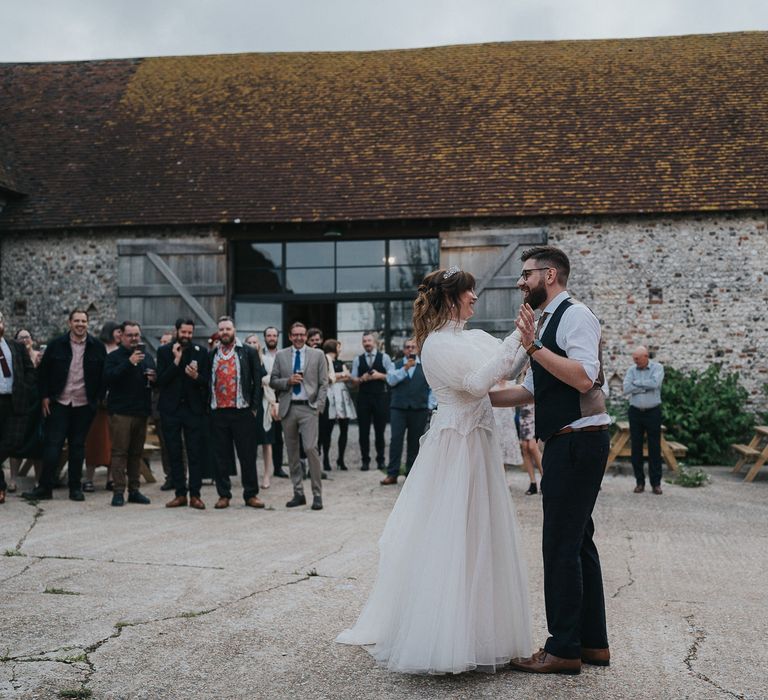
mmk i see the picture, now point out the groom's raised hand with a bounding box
[515,303,536,349]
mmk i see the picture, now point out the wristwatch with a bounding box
[526,339,543,356]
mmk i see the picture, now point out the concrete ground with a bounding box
[1,431,766,700]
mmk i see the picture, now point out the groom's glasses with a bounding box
[519,267,552,280]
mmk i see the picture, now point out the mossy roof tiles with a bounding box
[0,32,766,229]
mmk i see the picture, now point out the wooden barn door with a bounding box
[117,238,227,351]
[439,228,546,337]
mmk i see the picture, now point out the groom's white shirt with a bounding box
[522,290,610,430]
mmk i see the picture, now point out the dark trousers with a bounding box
[272,420,284,470]
[541,430,610,659]
[387,407,429,477]
[0,395,27,489]
[357,392,388,466]
[160,405,204,498]
[40,402,96,491]
[336,418,349,463]
[318,403,332,466]
[629,405,663,487]
[212,408,259,500]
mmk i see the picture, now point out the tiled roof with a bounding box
[0,32,767,229]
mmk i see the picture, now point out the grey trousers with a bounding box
[282,403,323,498]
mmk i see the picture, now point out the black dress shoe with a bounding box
[69,489,85,502]
[273,469,290,479]
[311,496,323,510]
[160,480,174,491]
[286,494,307,508]
[128,490,151,504]
[377,462,386,471]
[336,459,348,471]
[323,459,332,472]
[22,486,53,501]
[361,463,370,472]
[321,472,327,480]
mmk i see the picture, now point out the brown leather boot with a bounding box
[509,649,581,675]
[214,497,230,509]
[189,496,206,510]
[165,495,188,508]
[245,496,265,508]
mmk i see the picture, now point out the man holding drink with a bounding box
[102,321,155,506]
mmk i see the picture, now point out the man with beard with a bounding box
[209,316,266,510]
[156,318,210,509]
[491,246,610,675]
[262,326,289,479]
[23,309,106,502]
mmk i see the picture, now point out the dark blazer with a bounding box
[37,333,106,408]
[156,341,211,415]
[3,339,36,415]
[209,344,265,410]
[103,345,157,417]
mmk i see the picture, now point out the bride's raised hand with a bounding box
[515,304,536,348]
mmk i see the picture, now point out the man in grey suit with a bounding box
[270,321,329,510]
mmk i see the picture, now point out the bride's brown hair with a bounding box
[413,268,476,350]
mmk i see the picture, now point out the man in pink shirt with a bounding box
[23,309,106,501]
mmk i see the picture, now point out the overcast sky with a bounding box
[2,0,767,62]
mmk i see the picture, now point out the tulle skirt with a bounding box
[336,423,532,674]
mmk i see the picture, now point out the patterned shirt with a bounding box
[210,343,248,409]
[58,335,88,407]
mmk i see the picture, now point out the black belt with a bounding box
[554,424,610,437]
[630,404,661,412]
[291,400,309,405]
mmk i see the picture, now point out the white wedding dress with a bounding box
[336,320,533,674]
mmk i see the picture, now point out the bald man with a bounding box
[623,347,665,495]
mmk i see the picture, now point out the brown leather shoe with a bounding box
[214,497,230,509]
[652,485,663,495]
[0,489,5,504]
[581,647,610,666]
[509,649,581,675]
[633,484,645,493]
[165,495,188,508]
[245,496,265,509]
[189,496,206,510]
[380,475,398,485]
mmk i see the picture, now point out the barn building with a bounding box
[0,31,766,405]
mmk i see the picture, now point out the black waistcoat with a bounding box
[532,298,605,441]
[357,352,387,395]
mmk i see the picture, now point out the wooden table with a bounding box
[607,421,687,473]
[731,426,768,482]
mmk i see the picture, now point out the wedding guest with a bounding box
[307,328,323,349]
[154,330,178,491]
[270,321,328,510]
[23,309,106,502]
[518,402,543,495]
[83,320,121,492]
[380,339,434,486]
[0,312,36,504]
[262,326,288,479]
[157,318,210,510]
[102,321,155,506]
[209,317,266,510]
[491,378,523,469]
[245,333,278,489]
[321,339,356,471]
[351,332,392,471]
[5,328,43,492]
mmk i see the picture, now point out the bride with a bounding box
[336,266,532,674]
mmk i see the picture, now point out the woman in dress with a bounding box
[517,363,544,495]
[492,378,523,468]
[244,334,278,488]
[337,266,532,674]
[321,339,356,471]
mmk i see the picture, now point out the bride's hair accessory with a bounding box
[443,265,461,280]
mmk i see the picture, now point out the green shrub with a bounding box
[662,364,754,465]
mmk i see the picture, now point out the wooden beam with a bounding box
[145,252,218,328]
[118,284,226,298]
[117,239,225,256]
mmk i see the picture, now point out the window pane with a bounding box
[234,241,282,268]
[390,300,415,329]
[235,268,285,294]
[286,242,334,267]
[388,238,439,267]
[233,302,282,337]
[389,265,429,291]
[336,267,385,293]
[336,240,386,266]
[337,301,386,331]
[286,268,334,294]
[336,332,366,363]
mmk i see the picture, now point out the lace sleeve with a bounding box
[461,330,527,397]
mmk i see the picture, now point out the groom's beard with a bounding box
[523,279,548,310]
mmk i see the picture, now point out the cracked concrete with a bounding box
[2,447,767,699]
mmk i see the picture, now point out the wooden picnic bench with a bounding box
[731,426,768,482]
[607,420,687,473]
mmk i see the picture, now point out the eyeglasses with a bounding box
[519,267,553,280]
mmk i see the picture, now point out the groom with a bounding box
[492,245,610,675]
